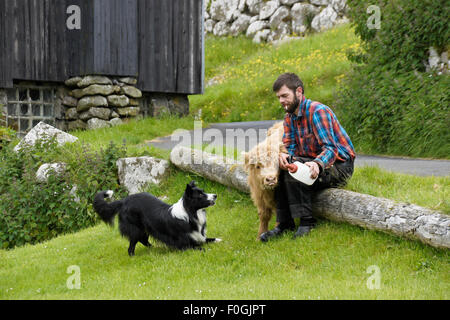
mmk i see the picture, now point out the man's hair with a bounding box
[272,73,304,94]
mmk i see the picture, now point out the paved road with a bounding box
[147,120,450,177]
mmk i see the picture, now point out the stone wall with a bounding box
[1,75,190,136]
[205,0,349,43]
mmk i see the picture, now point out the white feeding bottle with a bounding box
[286,161,318,185]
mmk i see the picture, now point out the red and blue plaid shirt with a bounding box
[282,96,355,169]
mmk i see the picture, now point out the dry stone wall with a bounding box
[205,0,349,43]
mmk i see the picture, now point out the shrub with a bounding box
[335,0,450,158]
[0,139,127,249]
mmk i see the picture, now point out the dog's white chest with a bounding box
[189,209,207,243]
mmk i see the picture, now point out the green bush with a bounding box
[0,139,127,249]
[335,0,450,158]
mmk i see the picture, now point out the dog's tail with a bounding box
[93,190,123,226]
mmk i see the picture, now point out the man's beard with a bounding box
[285,95,300,114]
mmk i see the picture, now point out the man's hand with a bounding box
[304,161,320,179]
[279,153,290,170]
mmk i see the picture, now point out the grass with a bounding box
[1,24,449,300]
[190,24,360,122]
[1,170,448,300]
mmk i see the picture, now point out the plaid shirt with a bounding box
[282,96,355,169]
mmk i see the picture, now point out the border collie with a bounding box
[93,181,220,256]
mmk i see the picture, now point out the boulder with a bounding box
[253,29,271,43]
[36,163,67,183]
[116,107,140,117]
[230,14,252,36]
[213,21,231,36]
[246,0,263,15]
[210,0,239,22]
[259,1,279,20]
[120,86,142,98]
[79,107,111,121]
[291,3,320,34]
[77,75,112,88]
[14,121,78,152]
[269,6,290,29]
[77,95,108,112]
[71,84,117,98]
[117,156,170,194]
[87,118,111,130]
[107,95,130,107]
[246,20,269,37]
[311,5,338,32]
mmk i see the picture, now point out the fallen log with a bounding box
[170,146,450,249]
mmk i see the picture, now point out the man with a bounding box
[260,73,356,241]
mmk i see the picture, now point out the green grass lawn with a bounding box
[1,170,448,300]
[1,24,449,300]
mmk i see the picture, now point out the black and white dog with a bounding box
[93,181,221,256]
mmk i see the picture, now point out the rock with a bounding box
[109,118,123,127]
[107,95,130,107]
[230,14,251,36]
[204,19,216,33]
[71,84,116,98]
[291,3,320,34]
[310,0,330,6]
[62,96,78,108]
[269,6,290,29]
[246,20,269,37]
[117,156,170,194]
[65,108,78,120]
[14,121,78,152]
[87,118,111,130]
[36,163,67,183]
[246,0,263,15]
[77,95,108,112]
[259,1,278,20]
[64,77,82,87]
[79,107,111,121]
[311,5,338,32]
[213,21,231,36]
[210,0,239,22]
[118,77,137,85]
[331,0,347,13]
[253,29,271,43]
[77,75,112,88]
[120,85,142,98]
[268,22,291,42]
[116,107,140,117]
[429,47,440,69]
[68,120,87,131]
[168,94,189,116]
[280,0,298,5]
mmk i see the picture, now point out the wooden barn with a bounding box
[0,0,204,136]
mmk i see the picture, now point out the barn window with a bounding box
[5,85,56,136]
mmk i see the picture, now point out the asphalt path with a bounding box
[147,120,450,177]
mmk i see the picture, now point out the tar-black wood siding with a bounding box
[0,0,204,94]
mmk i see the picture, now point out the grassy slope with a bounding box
[190,24,359,123]
[1,171,448,300]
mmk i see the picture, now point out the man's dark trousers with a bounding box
[274,157,354,228]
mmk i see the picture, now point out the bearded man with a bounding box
[260,73,356,241]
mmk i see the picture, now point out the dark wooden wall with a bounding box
[0,0,204,94]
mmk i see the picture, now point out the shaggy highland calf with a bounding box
[244,122,286,239]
